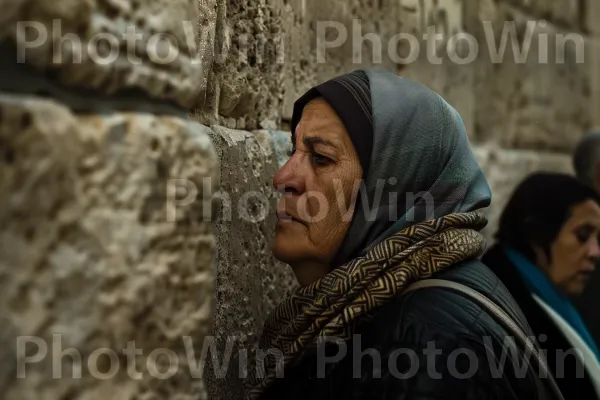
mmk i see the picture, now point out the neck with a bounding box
[291,261,330,287]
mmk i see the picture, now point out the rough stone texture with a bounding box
[194,0,285,130]
[193,0,482,130]
[203,128,296,400]
[473,145,573,241]
[0,0,208,109]
[275,0,480,131]
[192,0,599,142]
[194,0,471,126]
[585,0,600,36]
[591,39,600,128]
[471,2,598,152]
[278,0,410,120]
[501,0,582,29]
[0,93,218,400]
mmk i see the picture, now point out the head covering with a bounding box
[292,68,492,267]
[246,69,492,399]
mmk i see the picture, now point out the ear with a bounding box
[531,244,550,270]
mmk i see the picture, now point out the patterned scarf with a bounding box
[245,210,488,399]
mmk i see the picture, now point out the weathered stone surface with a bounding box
[0,93,218,399]
[194,0,285,130]
[203,128,296,400]
[295,0,474,130]
[584,0,600,36]
[471,2,597,152]
[501,0,582,29]
[590,39,600,128]
[194,0,477,128]
[0,0,209,109]
[473,145,573,241]
[279,0,412,120]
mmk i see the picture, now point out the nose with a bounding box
[272,155,306,196]
[587,238,600,261]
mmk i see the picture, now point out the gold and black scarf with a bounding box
[245,211,488,399]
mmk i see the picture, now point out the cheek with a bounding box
[307,173,360,248]
[550,238,584,276]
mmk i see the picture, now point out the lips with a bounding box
[276,210,305,225]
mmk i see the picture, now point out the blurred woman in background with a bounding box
[482,172,600,399]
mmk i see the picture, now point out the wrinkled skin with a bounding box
[536,199,600,296]
[272,98,363,286]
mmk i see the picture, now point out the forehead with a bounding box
[568,199,600,225]
[295,98,351,144]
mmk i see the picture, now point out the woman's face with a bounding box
[271,98,362,284]
[543,199,600,296]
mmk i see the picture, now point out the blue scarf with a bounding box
[505,247,600,360]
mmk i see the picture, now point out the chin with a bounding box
[563,282,586,298]
[271,233,303,265]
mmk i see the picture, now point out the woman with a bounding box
[482,172,600,399]
[245,69,550,399]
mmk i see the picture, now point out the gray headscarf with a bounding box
[292,68,492,267]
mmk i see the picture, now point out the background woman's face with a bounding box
[546,199,600,296]
[271,98,362,276]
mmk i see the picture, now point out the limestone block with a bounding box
[472,3,597,152]
[280,0,428,120]
[0,0,210,109]
[0,93,218,399]
[473,145,573,242]
[585,0,600,36]
[501,0,580,29]
[194,0,285,130]
[203,128,296,400]
[197,0,474,127]
[591,39,600,128]
[550,0,581,29]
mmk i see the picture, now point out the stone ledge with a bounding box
[0,0,210,109]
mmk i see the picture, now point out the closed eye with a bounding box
[311,151,333,166]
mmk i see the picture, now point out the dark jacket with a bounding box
[576,270,600,347]
[260,260,551,400]
[482,244,598,400]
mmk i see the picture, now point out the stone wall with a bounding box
[1,0,599,399]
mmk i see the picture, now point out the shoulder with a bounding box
[332,261,539,399]
[361,259,530,344]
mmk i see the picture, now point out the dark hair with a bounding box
[495,172,600,262]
